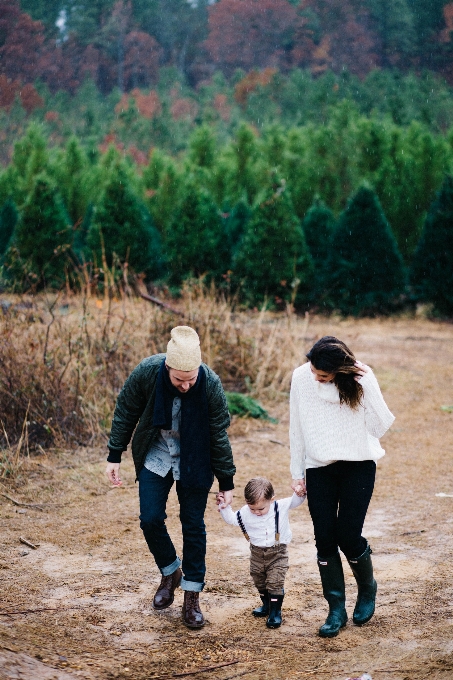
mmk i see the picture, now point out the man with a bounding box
[106,326,235,628]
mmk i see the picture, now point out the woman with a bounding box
[289,336,394,638]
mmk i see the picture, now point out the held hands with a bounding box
[106,462,123,487]
[216,489,233,510]
[291,478,306,497]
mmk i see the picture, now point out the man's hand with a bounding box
[291,478,306,496]
[106,462,123,486]
[216,489,233,510]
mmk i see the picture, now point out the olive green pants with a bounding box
[249,543,288,594]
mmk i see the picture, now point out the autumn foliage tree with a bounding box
[0,10,45,83]
[205,0,309,74]
[305,0,379,77]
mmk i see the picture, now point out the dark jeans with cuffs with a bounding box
[306,460,376,560]
[139,466,209,591]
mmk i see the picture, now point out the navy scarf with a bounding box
[152,359,212,489]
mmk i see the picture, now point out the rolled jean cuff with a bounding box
[181,577,204,592]
[160,557,181,576]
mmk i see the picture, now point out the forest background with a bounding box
[1,0,453,315]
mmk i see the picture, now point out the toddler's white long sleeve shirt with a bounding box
[290,362,395,479]
[219,493,305,547]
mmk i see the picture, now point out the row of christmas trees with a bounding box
[0,159,451,316]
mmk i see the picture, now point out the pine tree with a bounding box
[227,123,260,204]
[73,203,94,260]
[0,198,19,257]
[302,197,336,268]
[223,197,251,259]
[54,137,91,226]
[188,124,216,169]
[88,162,162,278]
[7,175,71,288]
[165,181,229,284]
[410,175,453,316]
[301,197,335,300]
[233,177,312,305]
[368,0,417,67]
[11,124,49,207]
[145,158,184,236]
[327,185,406,315]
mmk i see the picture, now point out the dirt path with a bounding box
[1,317,453,680]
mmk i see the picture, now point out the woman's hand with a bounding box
[354,360,370,381]
[291,478,306,496]
[106,462,122,486]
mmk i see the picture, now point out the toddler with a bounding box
[217,476,305,629]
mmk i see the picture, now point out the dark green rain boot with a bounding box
[252,589,270,617]
[317,553,348,638]
[266,592,284,629]
[347,542,377,626]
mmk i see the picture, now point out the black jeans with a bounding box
[139,467,209,589]
[306,460,376,560]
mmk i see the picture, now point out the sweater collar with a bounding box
[310,369,340,403]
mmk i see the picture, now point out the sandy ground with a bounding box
[1,317,453,680]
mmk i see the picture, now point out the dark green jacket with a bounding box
[107,354,235,490]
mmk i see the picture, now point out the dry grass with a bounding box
[0,283,312,453]
[1,315,453,680]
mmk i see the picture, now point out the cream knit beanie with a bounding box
[166,326,202,371]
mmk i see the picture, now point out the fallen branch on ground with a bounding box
[150,660,240,679]
[0,605,92,616]
[296,668,453,676]
[19,537,39,549]
[140,293,185,317]
[1,493,44,511]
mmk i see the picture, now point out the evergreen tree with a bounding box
[188,124,216,169]
[223,197,251,259]
[233,178,312,305]
[73,203,94,260]
[88,162,162,277]
[7,175,71,288]
[0,198,18,257]
[410,175,453,316]
[165,181,229,284]
[301,197,335,300]
[368,0,417,67]
[54,137,91,226]
[327,185,406,315]
[227,123,260,204]
[10,124,50,207]
[144,157,185,236]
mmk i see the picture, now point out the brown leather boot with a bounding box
[182,591,205,628]
[153,567,182,610]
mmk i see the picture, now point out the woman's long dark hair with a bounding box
[306,336,363,410]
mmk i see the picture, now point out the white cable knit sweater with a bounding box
[289,362,395,478]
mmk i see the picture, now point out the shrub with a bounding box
[226,392,277,422]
